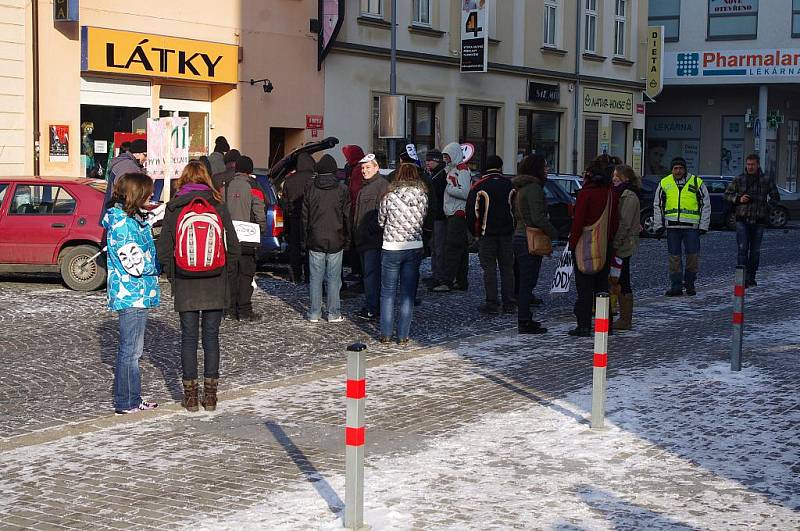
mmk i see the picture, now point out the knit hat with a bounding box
[214,136,230,153]
[314,154,338,175]
[235,155,254,174]
[129,139,147,154]
[224,149,241,165]
[484,155,504,172]
[426,149,444,163]
[670,157,687,170]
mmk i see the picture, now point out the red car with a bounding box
[0,176,107,290]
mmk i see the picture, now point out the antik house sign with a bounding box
[81,27,238,84]
[583,88,633,116]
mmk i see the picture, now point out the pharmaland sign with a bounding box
[666,48,800,85]
[81,27,238,84]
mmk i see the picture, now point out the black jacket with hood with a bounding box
[283,153,314,219]
[466,171,515,237]
[156,189,241,313]
[427,162,448,221]
[302,155,352,253]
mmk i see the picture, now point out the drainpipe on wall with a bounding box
[388,0,397,167]
[32,0,41,175]
[572,2,581,175]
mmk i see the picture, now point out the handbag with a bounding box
[575,189,612,274]
[526,226,552,256]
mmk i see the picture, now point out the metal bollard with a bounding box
[731,266,746,372]
[344,343,367,530]
[591,294,610,429]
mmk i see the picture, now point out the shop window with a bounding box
[765,140,778,181]
[645,116,701,176]
[787,120,799,191]
[583,119,599,170]
[518,110,560,172]
[614,0,626,57]
[361,0,382,17]
[413,0,430,25]
[708,0,758,40]
[460,105,498,173]
[10,185,75,215]
[584,0,598,53]
[611,121,627,161]
[407,101,436,159]
[721,116,745,176]
[544,0,559,47]
[793,0,800,37]
[648,0,680,42]
[371,96,389,168]
[159,110,209,159]
[80,104,150,179]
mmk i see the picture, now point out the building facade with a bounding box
[2,0,323,177]
[324,0,648,175]
[647,0,800,189]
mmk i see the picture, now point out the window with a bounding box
[648,0,680,42]
[787,120,799,191]
[361,0,382,17]
[544,0,558,47]
[645,116,701,176]
[584,0,598,53]
[407,101,436,158]
[518,110,560,172]
[793,0,800,37]
[708,0,758,40]
[584,119,599,169]
[10,185,76,215]
[721,116,745,175]
[460,105,498,174]
[371,96,389,168]
[412,0,430,25]
[611,121,627,161]
[614,0,626,56]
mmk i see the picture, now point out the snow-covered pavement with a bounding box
[1,268,798,529]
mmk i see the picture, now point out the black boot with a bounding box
[518,320,547,334]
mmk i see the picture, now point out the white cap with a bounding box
[359,153,377,163]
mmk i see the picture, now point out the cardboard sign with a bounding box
[550,247,573,294]
[232,220,261,244]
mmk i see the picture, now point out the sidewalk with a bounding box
[1,268,798,529]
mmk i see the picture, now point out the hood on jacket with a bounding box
[513,174,543,189]
[314,172,339,190]
[296,152,315,173]
[342,145,365,166]
[442,142,464,170]
[315,154,338,175]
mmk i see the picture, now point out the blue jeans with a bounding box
[380,249,422,339]
[360,249,382,314]
[114,308,148,411]
[666,229,700,290]
[513,235,543,322]
[308,250,343,320]
[735,222,764,282]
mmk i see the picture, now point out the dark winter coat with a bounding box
[302,172,351,253]
[343,145,365,216]
[513,174,558,240]
[724,169,780,224]
[353,174,390,252]
[156,189,241,312]
[283,153,314,219]
[223,172,267,253]
[466,172,515,237]
[569,178,620,250]
[211,166,234,193]
[427,163,448,221]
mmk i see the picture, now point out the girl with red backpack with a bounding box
[157,161,241,412]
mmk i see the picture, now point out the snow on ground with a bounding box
[192,356,799,530]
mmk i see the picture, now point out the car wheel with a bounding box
[640,209,657,237]
[60,245,107,291]
[725,211,737,231]
[769,207,788,228]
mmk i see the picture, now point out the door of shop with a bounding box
[158,85,211,159]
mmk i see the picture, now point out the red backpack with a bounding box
[174,197,226,277]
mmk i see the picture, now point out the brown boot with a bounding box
[615,293,633,330]
[182,379,199,412]
[202,378,219,411]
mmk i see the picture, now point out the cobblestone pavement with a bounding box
[0,261,798,528]
[0,228,798,439]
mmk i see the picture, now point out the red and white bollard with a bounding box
[731,266,745,372]
[344,343,367,530]
[591,294,610,429]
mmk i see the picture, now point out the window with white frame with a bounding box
[413,0,430,25]
[361,0,382,17]
[614,0,626,56]
[707,0,759,40]
[544,0,558,47]
[584,0,598,53]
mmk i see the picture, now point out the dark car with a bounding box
[0,176,107,290]
[543,179,575,240]
[640,175,736,234]
[252,170,285,264]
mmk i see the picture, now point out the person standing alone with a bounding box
[724,153,779,288]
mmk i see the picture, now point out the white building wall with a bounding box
[0,0,27,176]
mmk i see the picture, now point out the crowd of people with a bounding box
[101,133,778,416]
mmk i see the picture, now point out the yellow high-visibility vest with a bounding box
[661,174,703,223]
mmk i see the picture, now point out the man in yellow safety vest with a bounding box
[653,157,711,296]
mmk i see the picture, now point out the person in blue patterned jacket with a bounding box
[102,172,161,415]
